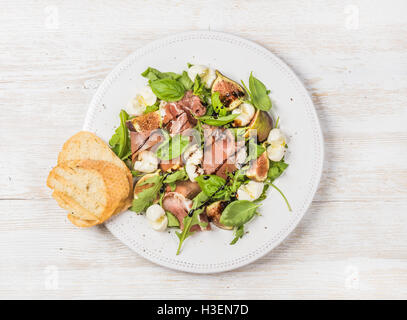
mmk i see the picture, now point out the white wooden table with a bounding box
[1,0,406,299]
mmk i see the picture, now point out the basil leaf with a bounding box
[130,174,163,213]
[199,113,238,126]
[268,160,288,182]
[219,200,260,227]
[178,71,194,90]
[166,211,180,228]
[156,134,190,160]
[141,67,181,81]
[249,72,272,111]
[176,191,208,254]
[230,225,244,245]
[109,110,131,160]
[163,168,188,184]
[149,78,185,102]
[195,175,227,199]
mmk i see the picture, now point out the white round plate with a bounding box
[83,31,323,273]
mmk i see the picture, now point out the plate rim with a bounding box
[83,30,324,274]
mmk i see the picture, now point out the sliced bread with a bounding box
[57,131,133,205]
[47,160,130,226]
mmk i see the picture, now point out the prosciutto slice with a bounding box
[202,125,239,175]
[162,181,209,231]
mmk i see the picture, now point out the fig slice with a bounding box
[133,171,160,200]
[206,201,233,230]
[211,70,245,110]
[246,151,269,182]
[127,111,161,132]
[244,110,273,142]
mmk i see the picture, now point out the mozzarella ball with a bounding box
[232,103,255,127]
[267,144,286,162]
[146,204,168,232]
[266,128,287,162]
[133,150,159,173]
[237,181,264,201]
[267,128,286,147]
[126,86,157,116]
[187,65,216,88]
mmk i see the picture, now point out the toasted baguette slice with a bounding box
[57,131,133,203]
[47,160,130,226]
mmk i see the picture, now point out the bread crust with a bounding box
[47,131,134,227]
[57,131,133,204]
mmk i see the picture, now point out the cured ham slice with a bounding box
[162,181,209,231]
[177,90,206,117]
[202,125,239,175]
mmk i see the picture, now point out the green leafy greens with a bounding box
[149,78,185,102]
[220,200,260,227]
[155,134,190,160]
[192,75,211,103]
[195,175,228,200]
[109,109,131,160]
[176,191,209,254]
[141,67,181,81]
[198,113,238,126]
[130,173,163,213]
[241,72,272,111]
[166,211,180,228]
[230,225,245,245]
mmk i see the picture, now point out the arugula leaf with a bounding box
[198,113,238,126]
[109,110,131,160]
[219,200,260,227]
[254,183,270,203]
[131,170,144,177]
[246,138,266,162]
[270,183,292,211]
[144,101,159,114]
[229,169,248,194]
[149,78,185,102]
[230,225,244,245]
[156,134,190,160]
[176,191,208,254]
[249,72,272,111]
[141,67,181,81]
[268,160,289,182]
[229,127,247,139]
[166,211,180,228]
[130,174,163,213]
[195,175,227,199]
[193,75,211,103]
[178,71,194,90]
[211,91,226,116]
[163,168,188,184]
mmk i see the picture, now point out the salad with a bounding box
[109,63,290,254]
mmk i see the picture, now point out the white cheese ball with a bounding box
[237,181,264,201]
[187,65,216,88]
[146,204,168,232]
[126,86,157,116]
[266,128,287,162]
[232,103,255,127]
[133,150,159,173]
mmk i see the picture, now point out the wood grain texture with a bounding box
[0,0,406,299]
